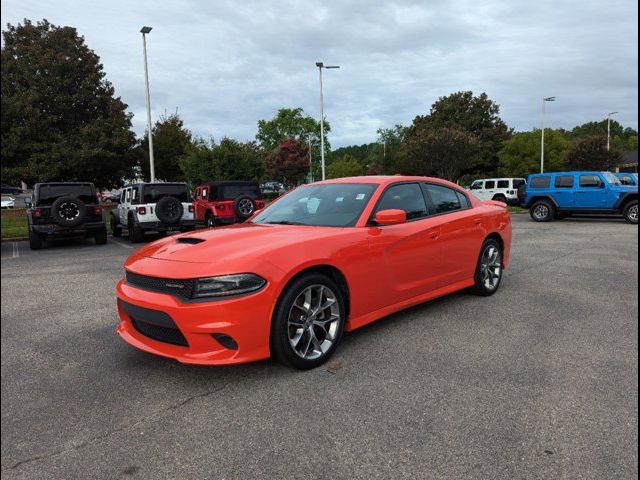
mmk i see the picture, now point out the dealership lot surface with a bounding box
[1,215,638,479]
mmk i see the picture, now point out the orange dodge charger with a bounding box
[116,176,512,369]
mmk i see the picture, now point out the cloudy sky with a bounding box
[1,0,638,147]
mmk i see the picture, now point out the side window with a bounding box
[497,180,509,189]
[530,176,551,188]
[512,179,525,189]
[425,184,463,214]
[376,183,429,220]
[484,180,496,189]
[619,175,634,186]
[202,188,208,200]
[120,190,126,203]
[470,181,484,190]
[555,176,574,188]
[131,187,139,205]
[579,175,602,188]
[456,191,471,209]
[125,188,131,203]
[194,188,200,200]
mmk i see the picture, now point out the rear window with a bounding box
[530,176,551,188]
[555,176,574,188]
[142,184,190,203]
[37,184,96,206]
[512,179,526,189]
[221,184,260,200]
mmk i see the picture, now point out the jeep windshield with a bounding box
[142,184,191,203]
[251,183,377,227]
[602,172,623,186]
[37,184,97,206]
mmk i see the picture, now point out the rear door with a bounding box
[119,188,130,224]
[552,175,575,208]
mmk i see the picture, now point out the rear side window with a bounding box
[222,185,260,200]
[530,176,551,188]
[579,175,602,188]
[425,184,464,214]
[377,183,429,220]
[555,176,574,188]
[618,175,635,186]
[485,181,496,189]
[37,184,97,206]
[497,180,509,189]
[142,184,190,203]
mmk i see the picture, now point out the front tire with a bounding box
[270,273,346,370]
[469,239,503,296]
[623,200,638,224]
[530,200,555,222]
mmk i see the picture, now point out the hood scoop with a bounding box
[176,237,205,245]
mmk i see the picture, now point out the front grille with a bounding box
[131,318,188,347]
[126,271,194,300]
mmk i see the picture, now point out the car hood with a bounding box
[135,223,344,265]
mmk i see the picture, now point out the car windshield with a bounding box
[142,184,191,203]
[602,172,622,186]
[251,183,377,227]
[37,184,96,206]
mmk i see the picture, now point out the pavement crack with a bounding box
[5,379,238,471]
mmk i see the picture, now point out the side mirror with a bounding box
[24,196,32,208]
[374,209,407,226]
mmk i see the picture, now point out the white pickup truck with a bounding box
[110,182,195,242]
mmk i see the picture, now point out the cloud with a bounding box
[2,0,637,147]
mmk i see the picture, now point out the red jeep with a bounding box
[193,181,266,227]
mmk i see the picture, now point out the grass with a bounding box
[508,206,526,213]
[1,206,116,239]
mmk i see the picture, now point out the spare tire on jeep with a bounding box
[233,195,256,220]
[51,196,87,227]
[156,196,184,224]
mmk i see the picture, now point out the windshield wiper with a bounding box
[264,221,307,226]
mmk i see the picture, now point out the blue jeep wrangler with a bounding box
[520,171,638,224]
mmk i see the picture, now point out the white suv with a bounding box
[110,183,195,242]
[467,178,525,205]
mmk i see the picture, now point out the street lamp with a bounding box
[540,96,556,173]
[308,133,313,183]
[316,61,340,181]
[607,111,619,152]
[141,26,155,182]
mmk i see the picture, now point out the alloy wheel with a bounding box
[533,204,549,220]
[628,204,638,222]
[238,199,254,217]
[58,202,80,221]
[479,245,502,291]
[287,285,340,360]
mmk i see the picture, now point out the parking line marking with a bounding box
[12,242,19,258]
[110,239,133,249]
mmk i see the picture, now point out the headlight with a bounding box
[193,274,266,298]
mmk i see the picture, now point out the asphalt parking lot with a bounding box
[1,214,638,479]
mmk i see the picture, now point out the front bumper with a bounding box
[115,279,276,365]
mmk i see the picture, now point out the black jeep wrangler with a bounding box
[26,182,107,250]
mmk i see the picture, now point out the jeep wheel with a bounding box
[51,196,87,227]
[205,212,215,228]
[128,218,144,243]
[156,196,184,224]
[28,230,44,250]
[492,194,507,203]
[94,228,107,245]
[623,200,638,224]
[110,215,122,237]
[233,196,256,221]
[530,200,555,222]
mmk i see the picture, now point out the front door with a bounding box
[575,174,608,208]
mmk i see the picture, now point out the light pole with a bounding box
[308,134,313,183]
[316,62,340,181]
[607,111,619,152]
[141,26,155,182]
[540,96,556,173]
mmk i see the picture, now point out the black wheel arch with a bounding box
[615,192,638,211]
[529,195,559,209]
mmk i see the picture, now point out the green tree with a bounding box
[139,114,193,181]
[626,135,637,151]
[398,126,479,181]
[180,138,264,184]
[498,129,568,177]
[409,91,511,175]
[569,120,624,139]
[326,155,364,179]
[266,138,309,186]
[565,134,623,171]
[1,19,136,188]
[256,107,328,159]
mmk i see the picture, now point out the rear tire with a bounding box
[205,212,215,228]
[493,194,507,203]
[469,239,503,296]
[623,200,638,224]
[529,200,555,222]
[128,218,144,243]
[110,215,122,237]
[270,273,346,370]
[94,228,107,245]
[28,230,44,250]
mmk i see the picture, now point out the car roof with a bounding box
[200,181,259,187]
[529,171,609,176]
[313,175,465,190]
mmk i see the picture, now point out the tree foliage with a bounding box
[180,138,264,185]
[138,114,193,181]
[410,91,511,174]
[1,19,136,188]
[256,107,328,154]
[398,126,479,181]
[564,134,623,171]
[326,155,363,179]
[266,138,309,186]
[498,129,568,177]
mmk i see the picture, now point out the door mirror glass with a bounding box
[374,209,407,226]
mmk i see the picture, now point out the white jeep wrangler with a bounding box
[467,178,526,205]
[110,183,195,242]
